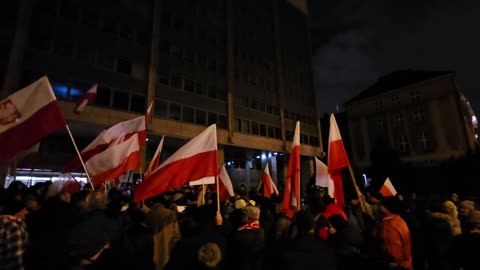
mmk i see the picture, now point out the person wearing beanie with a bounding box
[227,206,265,270]
[0,200,29,270]
[375,196,412,269]
[459,200,476,232]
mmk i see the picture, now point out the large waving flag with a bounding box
[146,135,164,176]
[260,165,279,198]
[218,165,234,202]
[85,133,141,186]
[74,84,97,114]
[134,124,218,202]
[327,114,349,208]
[380,177,397,197]
[62,115,147,172]
[282,121,301,218]
[0,76,66,164]
[315,157,335,198]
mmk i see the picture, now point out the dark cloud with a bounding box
[310,0,480,115]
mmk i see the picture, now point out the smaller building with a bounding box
[345,70,478,170]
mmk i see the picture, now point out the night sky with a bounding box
[309,0,480,115]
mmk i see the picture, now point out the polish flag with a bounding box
[315,157,335,198]
[327,114,349,208]
[0,76,66,164]
[134,124,218,202]
[282,121,301,218]
[261,165,279,198]
[145,135,164,176]
[85,133,140,186]
[380,177,397,197]
[145,101,153,123]
[73,84,97,114]
[218,165,234,202]
[62,115,147,172]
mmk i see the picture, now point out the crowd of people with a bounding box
[0,179,480,270]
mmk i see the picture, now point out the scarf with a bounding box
[238,220,260,231]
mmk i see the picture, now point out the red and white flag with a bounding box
[85,133,141,186]
[0,76,66,164]
[218,165,234,201]
[145,101,153,124]
[315,157,335,198]
[62,115,147,172]
[145,135,164,176]
[380,177,397,197]
[282,121,301,218]
[74,84,97,114]
[261,165,279,198]
[134,124,218,202]
[327,114,349,208]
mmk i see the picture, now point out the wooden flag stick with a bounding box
[216,176,220,212]
[347,165,365,212]
[65,125,94,190]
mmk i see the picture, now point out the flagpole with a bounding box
[296,170,301,211]
[347,165,365,212]
[216,176,220,212]
[65,125,94,190]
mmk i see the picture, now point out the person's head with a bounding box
[379,196,402,216]
[459,200,476,218]
[3,200,28,220]
[444,200,458,218]
[450,193,460,204]
[86,190,108,211]
[466,210,480,234]
[244,206,260,222]
[294,210,315,234]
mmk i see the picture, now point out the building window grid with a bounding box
[399,135,409,153]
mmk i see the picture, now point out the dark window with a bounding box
[195,82,206,95]
[101,16,116,33]
[275,127,282,139]
[117,59,132,74]
[171,75,182,89]
[155,100,168,117]
[249,99,257,110]
[183,106,194,123]
[112,91,129,110]
[158,72,169,85]
[208,59,217,72]
[218,88,227,101]
[159,40,170,53]
[208,112,217,126]
[81,9,98,29]
[218,115,227,129]
[273,106,280,115]
[195,110,206,125]
[266,104,273,114]
[130,95,145,113]
[30,24,52,51]
[207,86,217,99]
[258,102,266,112]
[97,51,115,70]
[96,86,111,106]
[286,130,293,141]
[251,122,259,135]
[267,126,275,138]
[234,118,241,131]
[137,30,149,47]
[169,103,181,120]
[53,34,73,58]
[184,80,195,92]
[119,24,134,40]
[259,124,266,136]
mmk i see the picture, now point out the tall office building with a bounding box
[1,0,321,190]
